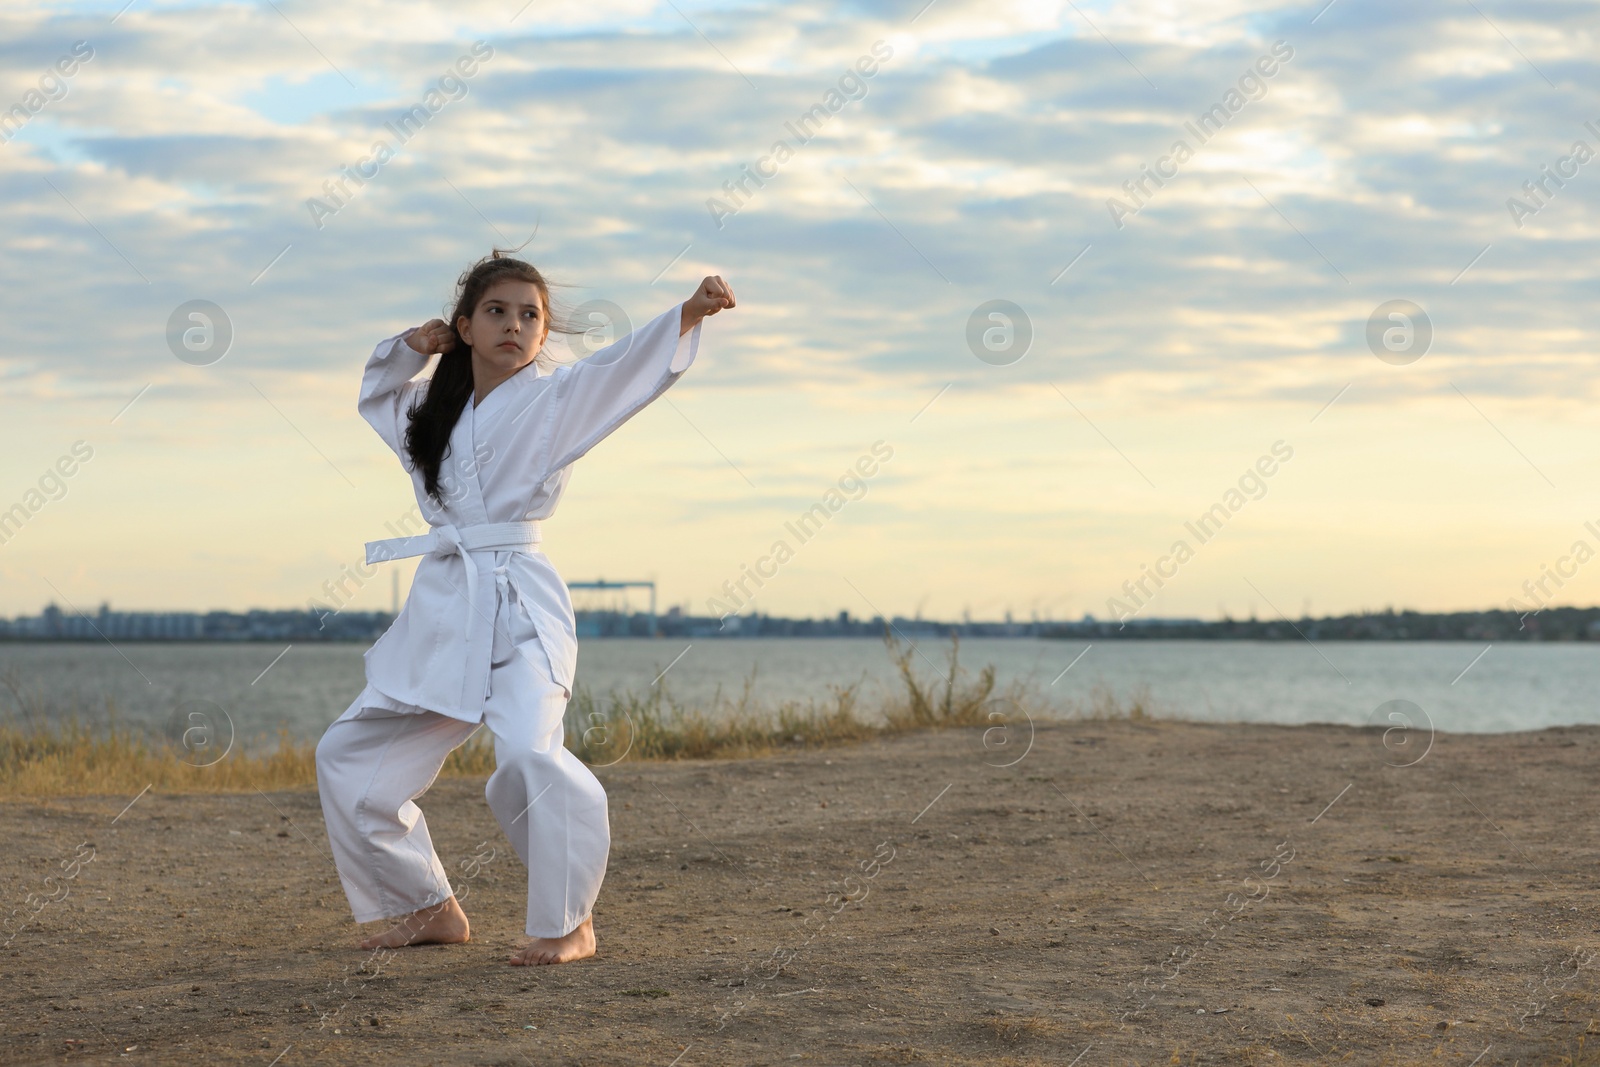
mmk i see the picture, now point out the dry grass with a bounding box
[881,630,996,729]
[1546,1031,1600,1066]
[0,717,317,798]
[0,629,1153,798]
[977,1012,1062,1044]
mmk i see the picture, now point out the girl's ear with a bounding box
[457,315,473,347]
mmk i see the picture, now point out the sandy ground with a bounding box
[4,718,1600,1066]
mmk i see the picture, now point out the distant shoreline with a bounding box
[4,603,1598,643]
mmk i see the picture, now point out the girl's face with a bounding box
[458,279,549,374]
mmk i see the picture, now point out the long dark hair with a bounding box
[404,250,564,504]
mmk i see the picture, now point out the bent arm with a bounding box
[357,330,432,457]
[537,301,705,477]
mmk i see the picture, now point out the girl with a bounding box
[315,252,735,965]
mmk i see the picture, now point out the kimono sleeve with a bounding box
[537,301,704,476]
[357,330,433,457]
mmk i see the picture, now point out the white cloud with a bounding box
[2,0,1600,619]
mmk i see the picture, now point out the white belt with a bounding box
[365,520,543,616]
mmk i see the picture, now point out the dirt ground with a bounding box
[4,718,1600,1066]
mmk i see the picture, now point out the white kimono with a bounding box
[345,301,704,722]
[316,300,704,939]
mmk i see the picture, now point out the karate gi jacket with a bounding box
[351,301,704,724]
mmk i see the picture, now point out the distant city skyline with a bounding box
[10,598,1597,645]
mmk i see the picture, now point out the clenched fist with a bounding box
[404,318,457,355]
[680,276,737,336]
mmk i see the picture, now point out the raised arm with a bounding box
[357,319,452,457]
[537,302,702,477]
[537,277,735,476]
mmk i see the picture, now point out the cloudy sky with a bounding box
[1,0,1597,624]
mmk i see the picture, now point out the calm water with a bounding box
[0,638,1594,746]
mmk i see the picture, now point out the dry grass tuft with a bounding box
[978,1012,1061,1044]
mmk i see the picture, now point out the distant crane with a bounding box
[566,579,657,636]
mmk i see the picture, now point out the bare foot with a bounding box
[508,916,596,965]
[358,895,470,949]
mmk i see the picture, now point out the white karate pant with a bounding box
[315,606,609,939]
